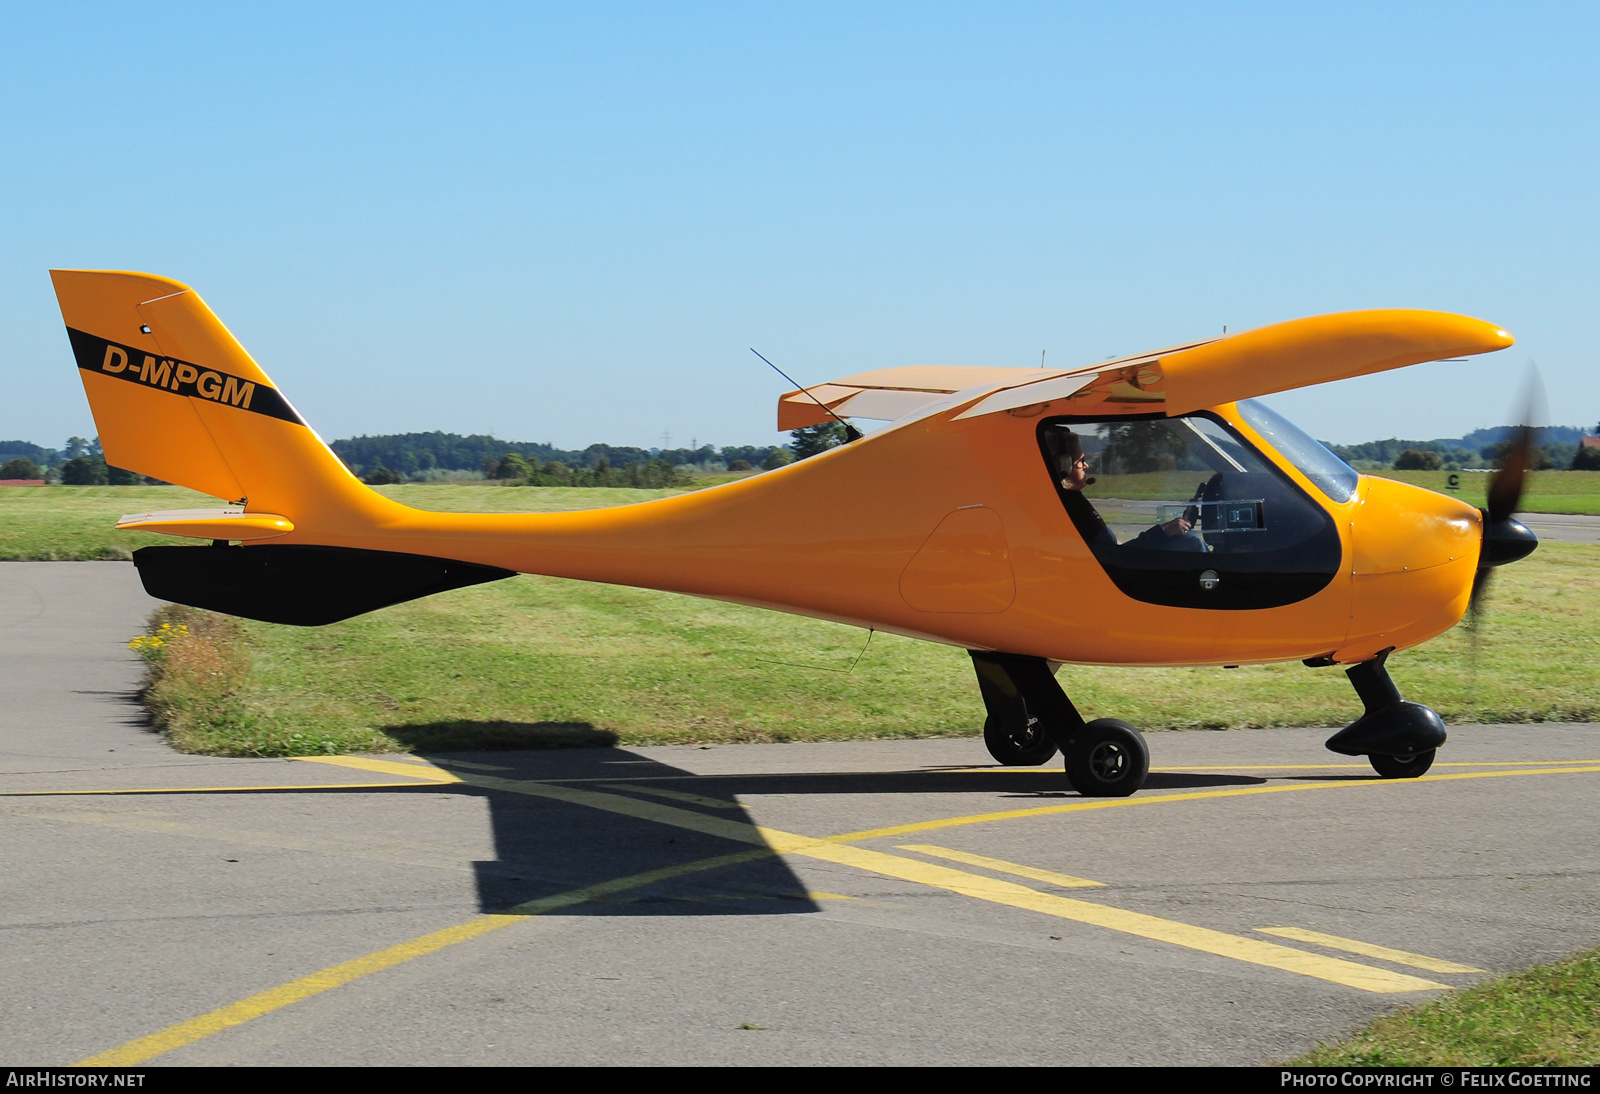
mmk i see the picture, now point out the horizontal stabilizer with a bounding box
[117,509,294,541]
[134,545,516,626]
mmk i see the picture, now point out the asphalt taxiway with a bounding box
[2,562,1597,1066]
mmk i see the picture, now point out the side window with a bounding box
[1038,414,1342,610]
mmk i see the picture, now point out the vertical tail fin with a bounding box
[51,270,391,531]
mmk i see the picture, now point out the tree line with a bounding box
[8,419,1599,485]
[1327,425,1597,472]
[328,431,795,482]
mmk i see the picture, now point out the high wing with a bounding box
[777,309,1513,428]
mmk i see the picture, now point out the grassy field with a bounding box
[1295,947,1600,1065]
[0,483,692,559]
[1373,469,1600,515]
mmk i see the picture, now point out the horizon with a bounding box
[4,420,1592,466]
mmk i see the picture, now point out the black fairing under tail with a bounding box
[133,544,516,626]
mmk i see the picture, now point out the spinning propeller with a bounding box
[1468,377,1543,624]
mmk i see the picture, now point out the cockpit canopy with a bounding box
[1038,407,1348,610]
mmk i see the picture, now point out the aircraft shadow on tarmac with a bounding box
[384,724,820,919]
[379,723,1271,919]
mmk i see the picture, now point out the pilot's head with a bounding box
[1058,431,1090,491]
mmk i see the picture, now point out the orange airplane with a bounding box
[50,270,1538,797]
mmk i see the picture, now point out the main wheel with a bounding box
[1062,719,1149,797]
[1369,749,1436,779]
[983,715,1059,766]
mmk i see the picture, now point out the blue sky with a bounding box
[3,3,1595,450]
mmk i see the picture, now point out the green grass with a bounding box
[1373,469,1600,515]
[0,485,220,559]
[1296,948,1600,1065]
[0,483,692,559]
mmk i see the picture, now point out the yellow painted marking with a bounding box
[594,888,855,906]
[294,756,460,783]
[80,916,523,1066]
[1256,928,1485,974]
[77,845,773,1066]
[456,773,773,846]
[895,844,1105,888]
[426,758,514,772]
[0,783,432,797]
[599,782,741,809]
[938,759,1600,774]
[781,839,1445,993]
[827,764,1600,845]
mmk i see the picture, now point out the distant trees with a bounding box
[333,431,790,481]
[518,457,692,487]
[59,456,108,485]
[1480,441,1555,471]
[1574,444,1600,471]
[57,455,142,485]
[790,423,849,460]
[1104,421,1191,473]
[1393,449,1442,471]
[0,457,42,480]
[0,442,55,470]
[363,466,402,485]
[762,448,794,470]
[471,452,693,487]
[727,459,752,472]
[493,453,534,480]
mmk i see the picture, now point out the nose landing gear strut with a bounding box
[1324,648,1447,778]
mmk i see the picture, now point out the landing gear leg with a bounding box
[967,652,1149,795]
[969,651,1063,766]
[1324,649,1446,779]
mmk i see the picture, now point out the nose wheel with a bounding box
[1326,650,1448,779]
[1369,749,1436,779]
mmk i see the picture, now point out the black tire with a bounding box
[983,715,1059,766]
[1062,718,1149,797]
[1369,749,1436,779]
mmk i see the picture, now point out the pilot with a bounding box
[1055,431,1206,552]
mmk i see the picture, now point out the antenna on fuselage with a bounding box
[751,348,864,442]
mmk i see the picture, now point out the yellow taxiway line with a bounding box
[894,843,1105,888]
[1256,927,1486,974]
[825,763,1600,844]
[0,782,438,797]
[74,757,1600,1065]
[77,846,775,1067]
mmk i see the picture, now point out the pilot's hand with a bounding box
[1160,517,1192,537]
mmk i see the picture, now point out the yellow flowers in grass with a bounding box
[130,606,254,751]
[128,622,189,659]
